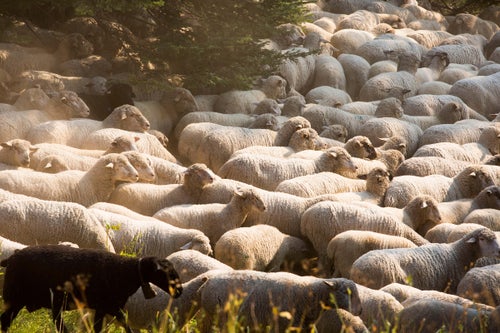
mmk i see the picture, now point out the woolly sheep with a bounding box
[89,208,212,258]
[0,139,36,168]
[463,209,500,231]
[25,104,150,146]
[0,199,115,252]
[406,30,453,49]
[395,156,480,178]
[418,119,492,147]
[457,263,500,307]
[280,95,306,117]
[214,224,313,272]
[330,29,374,55]
[166,249,232,283]
[312,54,346,90]
[337,53,370,100]
[401,93,470,117]
[152,187,266,246]
[0,90,90,143]
[305,86,352,107]
[354,284,404,328]
[108,163,216,216]
[327,230,417,278]
[213,75,287,114]
[350,227,500,291]
[438,63,479,85]
[354,35,426,65]
[218,147,357,191]
[314,308,369,333]
[447,13,499,40]
[1,87,51,111]
[0,244,182,333]
[0,153,139,207]
[278,53,316,95]
[197,270,361,332]
[384,165,497,208]
[300,200,429,272]
[319,124,348,143]
[416,80,452,95]
[177,116,311,172]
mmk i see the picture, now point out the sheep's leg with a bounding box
[93,310,106,333]
[113,310,133,333]
[0,304,22,332]
[51,305,68,333]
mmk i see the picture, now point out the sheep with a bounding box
[81,82,136,121]
[217,147,357,191]
[0,90,90,142]
[319,124,348,144]
[0,86,51,112]
[152,187,266,246]
[312,54,346,90]
[165,250,233,283]
[337,53,370,100]
[438,63,479,85]
[146,155,187,185]
[305,85,352,107]
[416,80,452,95]
[213,75,287,114]
[134,87,199,136]
[330,28,374,55]
[401,93,469,117]
[0,199,115,252]
[359,51,421,102]
[228,127,326,159]
[279,95,306,117]
[417,119,492,148]
[314,308,369,333]
[0,153,139,207]
[177,116,311,172]
[196,270,361,332]
[25,104,150,146]
[447,13,499,40]
[300,200,429,272]
[463,209,500,231]
[354,35,426,65]
[89,208,213,258]
[275,166,386,198]
[214,224,313,272]
[415,124,500,161]
[0,244,182,333]
[396,156,476,177]
[80,128,178,162]
[277,53,316,95]
[383,165,497,208]
[416,50,450,86]
[397,299,497,333]
[107,163,216,216]
[406,30,453,49]
[423,222,485,243]
[485,31,500,59]
[449,71,500,118]
[457,263,500,307]
[357,117,423,157]
[327,230,417,279]
[353,284,404,329]
[350,227,500,291]
[0,139,36,168]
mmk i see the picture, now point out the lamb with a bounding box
[177,116,311,172]
[449,71,500,118]
[0,199,115,252]
[214,224,313,272]
[107,163,216,216]
[383,165,497,208]
[196,270,361,332]
[213,75,287,114]
[0,90,90,142]
[25,104,150,146]
[457,263,500,307]
[0,153,139,207]
[134,87,199,136]
[0,244,182,333]
[275,166,386,198]
[0,139,36,168]
[217,147,357,191]
[300,200,429,272]
[350,227,500,291]
[89,208,213,258]
[396,298,496,333]
[165,249,232,283]
[152,187,266,246]
[327,230,417,278]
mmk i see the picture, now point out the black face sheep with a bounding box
[0,244,182,333]
[350,227,500,292]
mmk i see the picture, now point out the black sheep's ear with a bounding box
[141,283,157,299]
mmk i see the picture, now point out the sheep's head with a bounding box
[457,166,496,197]
[464,228,500,259]
[320,124,348,143]
[474,185,500,210]
[405,195,441,236]
[104,153,139,184]
[324,147,357,175]
[105,135,140,155]
[365,167,393,196]
[139,257,183,299]
[49,90,90,118]
[112,104,150,132]
[289,128,325,151]
[1,139,37,167]
[281,95,306,117]
[161,87,199,117]
[375,97,404,119]
[233,187,266,213]
[259,75,287,100]
[345,136,377,160]
[183,163,215,189]
[438,101,467,124]
[123,151,155,183]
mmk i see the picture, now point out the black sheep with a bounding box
[0,245,182,333]
[82,82,136,121]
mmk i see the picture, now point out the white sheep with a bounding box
[300,200,429,272]
[165,249,232,283]
[350,227,500,291]
[312,54,346,90]
[152,187,266,246]
[330,28,374,55]
[25,104,150,146]
[418,119,492,147]
[337,53,371,101]
[327,230,417,278]
[305,85,352,107]
[0,90,90,142]
[354,35,426,65]
[218,147,357,191]
[0,199,115,252]
[0,153,139,207]
[89,207,212,258]
[396,156,474,177]
[406,30,453,49]
[107,163,216,216]
[384,165,498,208]
[214,224,313,273]
[177,116,311,172]
[463,209,500,231]
[438,63,479,85]
[0,139,36,168]
[277,53,316,95]
[0,87,51,111]
[213,75,287,114]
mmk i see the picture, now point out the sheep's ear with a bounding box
[486,189,493,196]
[105,162,114,169]
[328,151,338,158]
[378,137,389,142]
[121,112,128,120]
[421,201,428,209]
[466,237,477,244]
[357,174,368,180]
[44,161,53,169]
[323,280,336,288]
[234,187,245,197]
[141,283,157,299]
[469,171,477,178]
[180,241,193,250]
[134,136,140,142]
[0,142,11,149]
[30,146,39,153]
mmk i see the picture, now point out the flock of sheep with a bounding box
[0,0,500,331]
